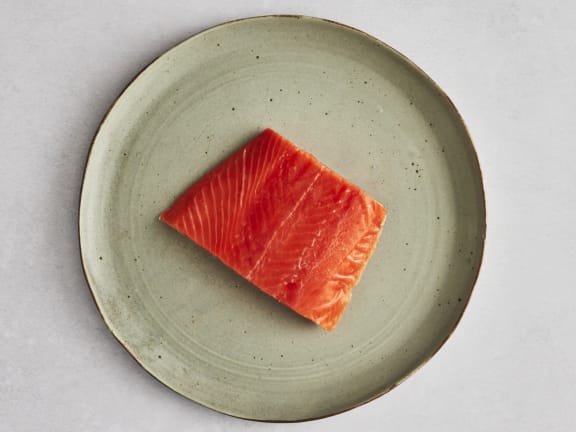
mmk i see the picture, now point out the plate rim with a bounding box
[78,14,487,422]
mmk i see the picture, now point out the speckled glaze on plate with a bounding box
[79,15,485,421]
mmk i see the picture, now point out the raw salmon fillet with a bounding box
[160,128,386,330]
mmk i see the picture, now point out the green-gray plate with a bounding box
[79,15,485,421]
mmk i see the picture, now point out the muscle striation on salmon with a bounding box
[160,128,387,331]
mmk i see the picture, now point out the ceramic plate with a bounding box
[79,16,485,421]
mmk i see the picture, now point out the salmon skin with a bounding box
[160,129,386,331]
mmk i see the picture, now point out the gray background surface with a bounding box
[2,1,575,431]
